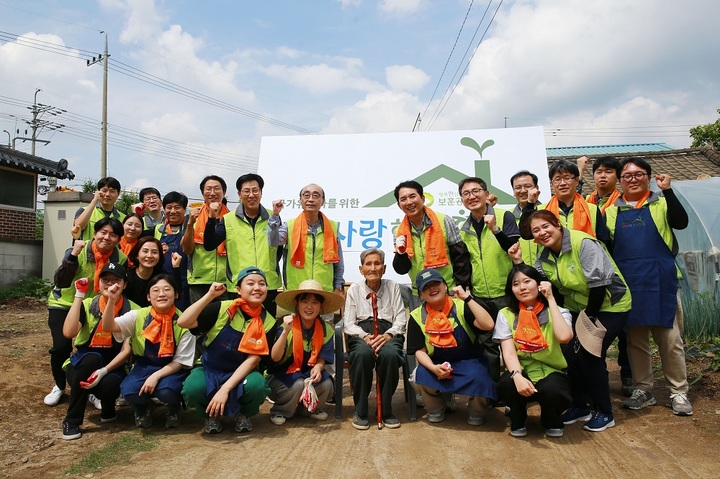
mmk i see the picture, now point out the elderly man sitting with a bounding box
[343,248,407,430]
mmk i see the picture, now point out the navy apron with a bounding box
[415,320,497,400]
[121,315,188,397]
[201,319,250,417]
[613,207,676,327]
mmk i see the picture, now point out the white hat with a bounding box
[275,279,344,316]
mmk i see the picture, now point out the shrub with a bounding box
[0,277,52,302]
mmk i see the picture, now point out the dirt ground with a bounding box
[2,298,720,479]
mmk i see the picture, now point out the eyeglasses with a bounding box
[551,176,577,185]
[301,191,323,199]
[241,188,261,196]
[460,188,485,198]
[203,186,223,193]
[621,172,648,181]
[143,195,160,202]
[513,184,535,192]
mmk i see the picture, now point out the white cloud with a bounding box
[379,0,427,16]
[261,63,381,94]
[385,65,429,93]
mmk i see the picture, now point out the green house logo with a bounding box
[364,136,516,207]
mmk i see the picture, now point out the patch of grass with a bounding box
[682,293,720,342]
[0,277,52,302]
[65,431,157,475]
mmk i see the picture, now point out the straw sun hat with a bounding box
[275,279,345,316]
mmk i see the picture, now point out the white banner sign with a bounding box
[258,127,550,284]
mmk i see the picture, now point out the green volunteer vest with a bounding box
[187,225,230,287]
[500,307,567,383]
[278,320,334,364]
[407,212,455,293]
[410,298,475,357]
[47,242,127,309]
[73,295,136,347]
[79,206,125,241]
[285,216,338,292]
[130,307,187,357]
[460,210,513,299]
[544,200,600,236]
[536,229,631,313]
[223,208,281,290]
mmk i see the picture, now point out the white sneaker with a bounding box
[88,394,102,410]
[670,393,693,416]
[44,385,64,406]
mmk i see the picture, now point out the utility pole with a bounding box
[12,89,60,153]
[87,30,109,178]
[412,113,422,132]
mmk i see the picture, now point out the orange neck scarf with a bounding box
[286,315,324,374]
[91,242,113,293]
[119,237,137,267]
[226,298,269,355]
[141,306,177,358]
[424,296,457,348]
[289,212,339,269]
[587,189,622,214]
[193,203,229,256]
[395,207,449,269]
[89,295,123,348]
[623,190,651,209]
[513,302,549,353]
[546,193,595,238]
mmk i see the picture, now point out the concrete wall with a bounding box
[0,238,42,288]
[42,191,93,280]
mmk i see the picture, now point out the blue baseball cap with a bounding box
[415,268,445,292]
[236,266,266,285]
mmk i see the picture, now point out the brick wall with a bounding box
[0,208,35,241]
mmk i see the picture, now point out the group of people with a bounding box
[43,156,693,441]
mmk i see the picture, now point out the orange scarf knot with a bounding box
[623,190,651,209]
[395,207,449,269]
[513,302,549,353]
[226,298,269,355]
[91,241,113,293]
[424,296,457,348]
[286,315,325,374]
[89,296,123,348]
[290,212,339,268]
[142,306,177,358]
[546,193,595,238]
[193,203,229,256]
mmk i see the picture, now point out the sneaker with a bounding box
[622,389,656,410]
[134,410,152,428]
[100,413,117,424]
[428,410,445,423]
[265,396,276,404]
[204,417,223,434]
[561,407,592,425]
[44,385,64,406]
[115,395,128,407]
[270,414,286,426]
[504,406,512,417]
[415,394,424,408]
[545,428,564,438]
[352,414,370,430]
[383,415,401,429]
[234,414,253,433]
[467,412,485,426]
[310,410,328,421]
[670,393,693,416]
[165,413,180,429]
[62,421,81,440]
[621,377,634,397]
[88,394,102,410]
[583,411,615,432]
[510,426,528,437]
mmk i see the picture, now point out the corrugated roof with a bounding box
[548,147,720,185]
[546,143,674,157]
[0,145,75,179]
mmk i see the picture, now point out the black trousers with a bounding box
[48,308,72,389]
[64,354,121,426]
[497,370,572,430]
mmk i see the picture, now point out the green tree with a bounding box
[35,210,44,240]
[116,190,140,215]
[690,109,720,150]
[82,178,96,193]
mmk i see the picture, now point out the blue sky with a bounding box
[1,0,719,203]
